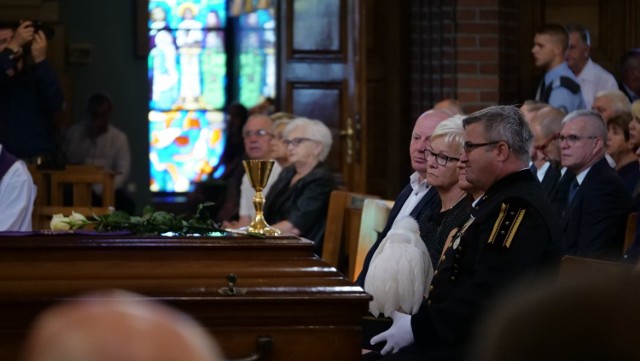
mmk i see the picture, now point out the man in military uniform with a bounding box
[366,106,563,361]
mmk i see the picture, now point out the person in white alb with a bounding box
[565,24,618,109]
[0,144,35,231]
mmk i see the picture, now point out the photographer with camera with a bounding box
[0,20,64,163]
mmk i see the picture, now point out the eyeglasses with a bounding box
[283,137,313,147]
[557,134,597,145]
[424,148,460,166]
[242,129,271,138]
[533,134,557,151]
[463,141,502,153]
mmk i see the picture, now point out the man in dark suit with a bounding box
[529,105,565,198]
[618,49,640,103]
[558,110,632,259]
[364,106,563,361]
[356,109,452,287]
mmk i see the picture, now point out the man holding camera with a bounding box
[0,20,64,163]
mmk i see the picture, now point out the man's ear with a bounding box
[495,141,511,161]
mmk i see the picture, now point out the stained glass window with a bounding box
[147,0,275,193]
[237,8,276,108]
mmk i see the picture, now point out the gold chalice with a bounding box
[242,159,281,236]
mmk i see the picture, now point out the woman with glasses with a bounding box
[263,117,335,254]
[268,113,296,168]
[606,112,638,194]
[417,115,474,266]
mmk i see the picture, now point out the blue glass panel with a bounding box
[237,8,275,107]
[149,110,226,192]
[149,0,227,30]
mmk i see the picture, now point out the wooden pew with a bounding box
[0,234,370,361]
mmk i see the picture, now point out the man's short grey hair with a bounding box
[594,90,632,114]
[565,24,591,46]
[284,117,333,161]
[561,109,608,142]
[462,105,533,162]
[431,115,465,155]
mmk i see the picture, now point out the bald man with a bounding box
[22,290,223,361]
[529,106,565,198]
[356,109,451,287]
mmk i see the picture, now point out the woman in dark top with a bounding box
[416,115,472,267]
[606,113,639,195]
[264,117,335,254]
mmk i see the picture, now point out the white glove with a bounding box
[370,311,414,355]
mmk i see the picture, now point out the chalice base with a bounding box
[247,220,281,236]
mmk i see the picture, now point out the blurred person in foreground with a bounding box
[263,117,335,254]
[22,289,223,361]
[473,271,640,361]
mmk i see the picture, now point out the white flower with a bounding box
[69,212,87,223]
[50,214,71,231]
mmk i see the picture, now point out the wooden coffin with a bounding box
[0,233,371,361]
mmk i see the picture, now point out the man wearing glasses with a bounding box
[224,114,281,229]
[529,106,566,199]
[558,110,631,259]
[367,106,563,361]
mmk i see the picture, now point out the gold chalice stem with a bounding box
[243,160,281,236]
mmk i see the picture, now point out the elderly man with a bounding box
[356,109,451,288]
[558,110,631,259]
[365,106,563,361]
[591,89,632,122]
[225,113,281,228]
[565,24,618,109]
[529,106,566,198]
[22,290,223,361]
[532,24,585,113]
[618,49,640,102]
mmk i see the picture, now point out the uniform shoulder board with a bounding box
[558,76,581,94]
[487,199,527,249]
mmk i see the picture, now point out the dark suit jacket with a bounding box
[355,183,438,287]
[619,80,638,103]
[539,162,562,199]
[562,157,632,260]
[549,168,575,218]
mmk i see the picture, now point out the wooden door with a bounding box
[277,0,365,192]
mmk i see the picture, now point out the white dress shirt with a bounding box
[577,58,618,109]
[396,172,431,220]
[239,161,282,218]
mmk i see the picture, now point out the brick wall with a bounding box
[411,0,519,116]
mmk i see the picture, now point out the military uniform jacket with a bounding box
[410,169,563,361]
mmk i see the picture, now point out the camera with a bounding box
[28,21,55,40]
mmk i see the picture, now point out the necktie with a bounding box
[568,179,579,205]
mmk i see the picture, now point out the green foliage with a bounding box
[92,202,223,235]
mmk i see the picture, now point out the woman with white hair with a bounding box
[263,117,335,254]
